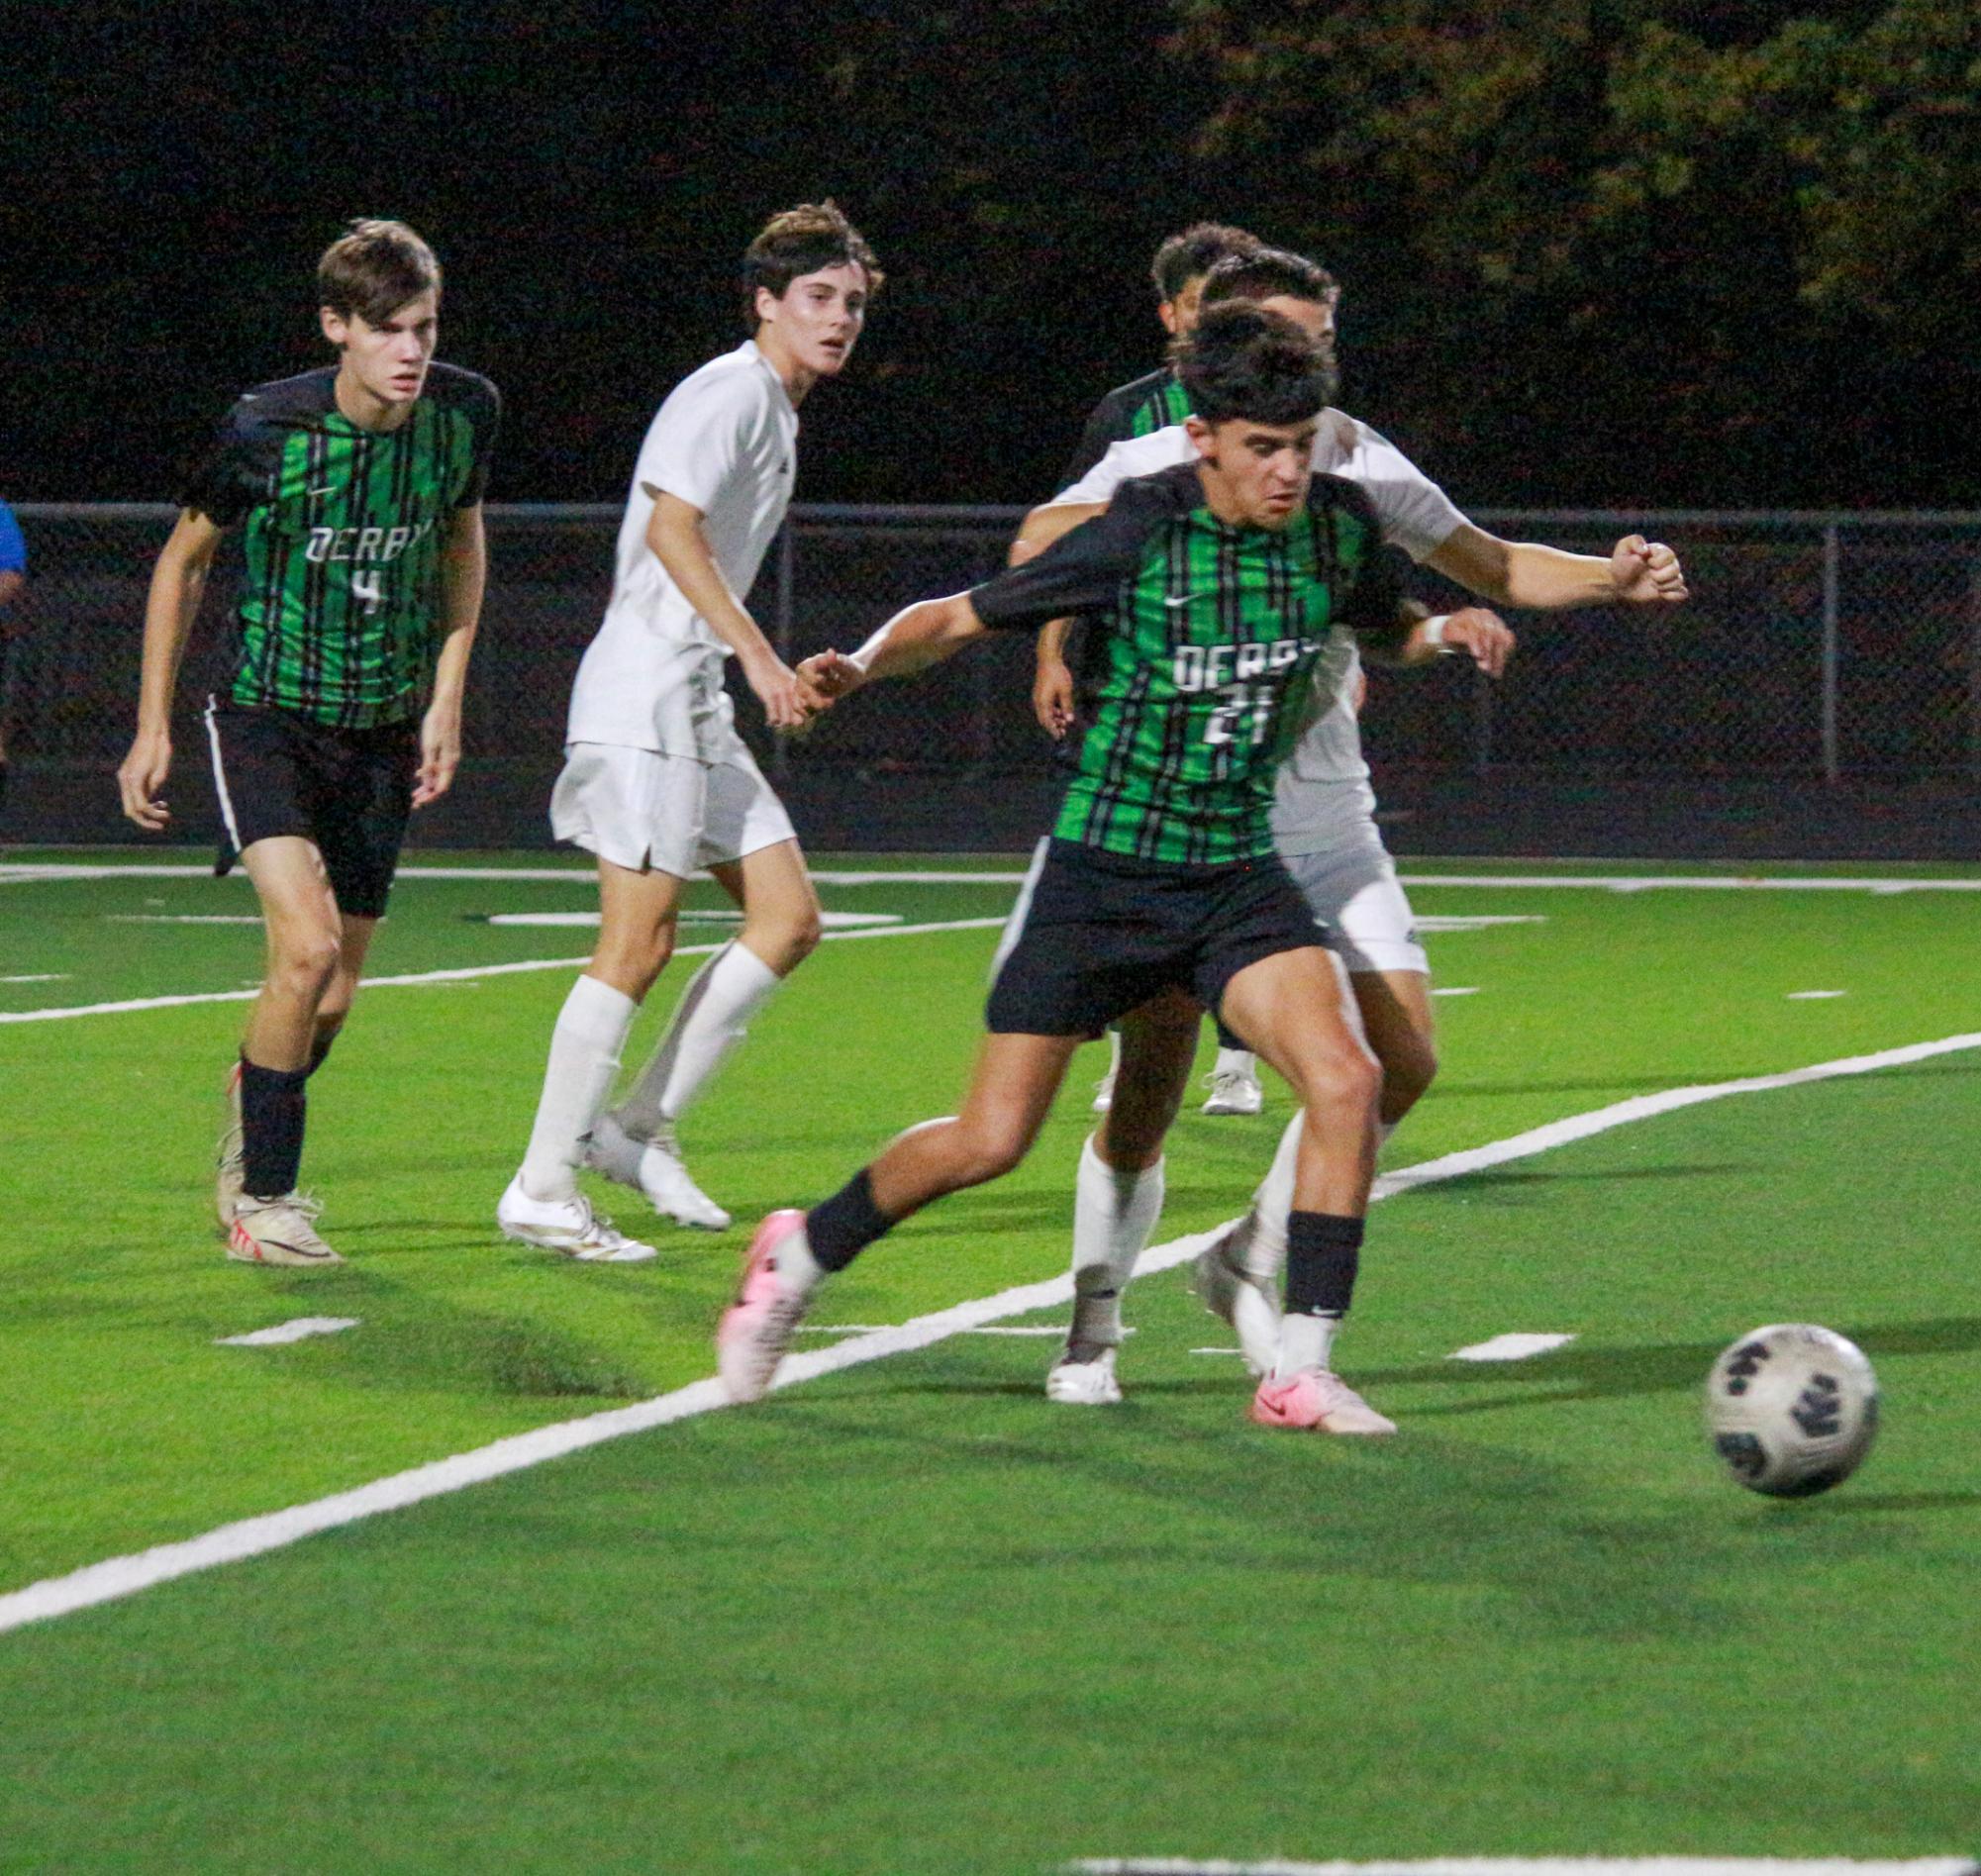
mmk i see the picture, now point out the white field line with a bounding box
[1393,874,1981,893]
[7,862,1981,893]
[216,1318,361,1348]
[1414,915,1545,932]
[0,862,1034,886]
[482,909,901,930]
[1366,1027,1981,1204]
[1067,1860,1979,1876]
[4,1027,1979,1638]
[1448,1333,1578,1363]
[0,918,1009,1026]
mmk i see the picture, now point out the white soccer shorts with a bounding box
[549,739,796,878]
[1282,835,1428,978]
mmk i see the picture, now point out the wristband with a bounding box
[1422,614,1456,652]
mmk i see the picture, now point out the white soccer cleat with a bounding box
[1201,1064,1264,1116]
[1192,1223,1282,1376]
[215,1060,246,1229]
[496,1174,658,1263]
[227,1192,342,1267]
[1045,1342,1123,1405]
[587,1113,732,1231]
[718,1210,819,1402]
[1249,1368,1397,1435]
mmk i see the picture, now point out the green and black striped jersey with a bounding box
[1060,367,1193,489]
[182,362,501,729]
[972,462,1401,864]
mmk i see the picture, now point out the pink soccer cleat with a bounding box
[717,1210,818,1403]
[1248,1369,1398,1435]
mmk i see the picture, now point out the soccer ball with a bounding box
[1703,1323,1879,1498]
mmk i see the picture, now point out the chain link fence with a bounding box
[6,502,1981,853]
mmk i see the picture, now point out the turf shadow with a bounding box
[1360,1314,1981,1415]
[1811,1490,1981,1514]
[1416,1160,1749,1191]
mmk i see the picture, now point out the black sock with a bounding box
[240,1058,310,1199]
[307,1030,339,1077]
[806,1168,894,1272]
[1284,1211,1364,1317]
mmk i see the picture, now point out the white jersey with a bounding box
[566,342,799,758]
[1053,411,1470,853]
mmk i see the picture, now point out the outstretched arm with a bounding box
[1426,522,1687,610]
[799,593,989,704]
[806,495,1143,711]
[116,508,224,831]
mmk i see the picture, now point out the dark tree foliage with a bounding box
[1165,0,1981,504]
[2,1,1974,506]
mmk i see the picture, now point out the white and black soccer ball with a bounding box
[1704,1323,1879,1498]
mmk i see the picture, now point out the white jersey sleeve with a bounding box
[637,362,754,516]
[1051,410,1470,563]
[1313,411,1469,563]
[1050,430,1192,506]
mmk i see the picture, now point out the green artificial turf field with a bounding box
[1,849,1977,1872]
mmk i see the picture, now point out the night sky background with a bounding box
[7,1,1976,513]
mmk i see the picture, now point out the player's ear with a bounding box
[320,306,348,350]
[753,283,779,329]
[1183,414,1216,463]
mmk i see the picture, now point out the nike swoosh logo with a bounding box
[305,484,336,498]
[1163,591,1212,610]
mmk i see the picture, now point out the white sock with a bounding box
[1276,1311,1341,1377]
[1068,1135,1165,1353]
[1214,1046,1255,1078]
[1107,1028,1123,1072]
[520,975,638,1203]
[1247,1111,1396,1282]
[1246,1113,1304,1280]
[614,939,781,1139]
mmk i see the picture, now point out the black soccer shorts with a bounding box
[204,698,420,919]
[985,838,1328,1037]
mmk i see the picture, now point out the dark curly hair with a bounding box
[1173,302,1337,427]
[1148,222,1262,304]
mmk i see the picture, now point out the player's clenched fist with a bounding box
[1611,535,1688,604]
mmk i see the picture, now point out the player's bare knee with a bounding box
[949,1118,1032,1188]
[598,922,675,1001]
[1294,1041,1381,1128]
[271,927,342,1001]
[760,906,822,969]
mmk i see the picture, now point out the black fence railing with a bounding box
[6,503,1981,855]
